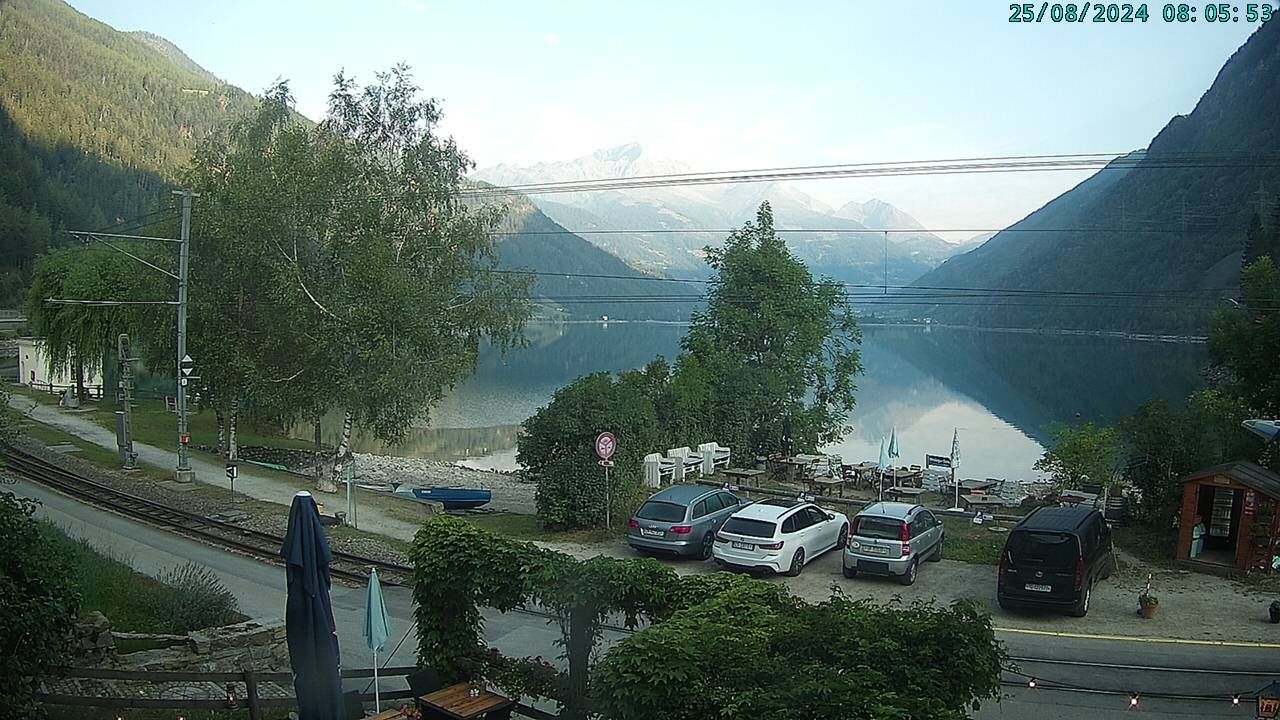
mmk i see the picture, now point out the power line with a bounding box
[460,151,1280,198]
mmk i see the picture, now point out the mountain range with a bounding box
[0,0,688,320]
[474,144,973,286]
[910,20,1280,332]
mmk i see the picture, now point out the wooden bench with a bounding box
[723,467,765,482]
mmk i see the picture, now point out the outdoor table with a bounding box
[369,709,412,720]
[777,454,824,483]
[961,494,1004,511]
[723,467,765,482]
[810,476,847,497]
[885,486,925,501]
[420,683,515,720]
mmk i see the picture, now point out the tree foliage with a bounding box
[520,368,664,530]
[1209,257,1280,417]
[0,493,81,719]
[520,205,861,529]
[1033,422,1125,490]
[594,588,1004,720]
[682,202,862,456]
[25,246,148,395]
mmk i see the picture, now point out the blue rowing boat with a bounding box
[392,484,492,510]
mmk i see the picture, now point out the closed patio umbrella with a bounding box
[364,567,391,712]
[282,491,344,720]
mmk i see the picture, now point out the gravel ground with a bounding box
[353,452,537,514]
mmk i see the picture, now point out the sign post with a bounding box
[225,463,238,502]
[595,432,617,529]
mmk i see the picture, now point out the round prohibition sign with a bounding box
[594,431,616,461]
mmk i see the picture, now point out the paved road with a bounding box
[15,480,1278,719]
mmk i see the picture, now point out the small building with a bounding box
[15,337,104,398]
[1176,461,1280,575]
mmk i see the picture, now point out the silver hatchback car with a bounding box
[842,502,944,585]
[628,485,747,559]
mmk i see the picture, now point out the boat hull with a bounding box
[396,486,492,510]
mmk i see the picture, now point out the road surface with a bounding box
[13,479,1278,719]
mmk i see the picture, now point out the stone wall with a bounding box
[90,618,292,673]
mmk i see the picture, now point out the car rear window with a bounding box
[722,517,777,538]
[853,516,903,540]
[635,501,685,522]
[1007,531,1079,566]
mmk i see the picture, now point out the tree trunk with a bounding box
[228,398,239,462]
[320,411,351,494]
[562,604,594,720]
[313,417,323,485]
[75,358,85,400]
[215,407,226,457]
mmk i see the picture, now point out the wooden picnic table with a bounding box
[723,467,765,481]
[369,708,412,720]
[420,682,515,720]
[885,486,926,501]
[810,475,847,497]
[961,494,1005,511]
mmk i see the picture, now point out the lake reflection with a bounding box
[318,322,1207,480]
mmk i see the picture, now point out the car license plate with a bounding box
[731,541,754,550]
[862,545,887,555]
[639,528,663,538]
[1024,583,1052,593]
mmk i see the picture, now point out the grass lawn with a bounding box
[11,385,314,453]
[39,522,185,633]
[940,515,1011,565]
[1112,523,1179,567]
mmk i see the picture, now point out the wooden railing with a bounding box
[40,666,556,719]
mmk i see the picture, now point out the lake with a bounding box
[326,322,1208,482]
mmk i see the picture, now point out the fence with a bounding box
[40,666,557,719]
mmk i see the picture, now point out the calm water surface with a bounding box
[323,323,1207,482]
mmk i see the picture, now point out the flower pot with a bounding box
[1138,601,1158,619]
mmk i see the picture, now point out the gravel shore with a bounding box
[352,452,537,514]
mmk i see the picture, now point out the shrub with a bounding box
[0,492,80,719]
[595,588,1005,720]
[154,562,241,632]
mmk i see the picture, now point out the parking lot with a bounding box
[539,535,1279,644]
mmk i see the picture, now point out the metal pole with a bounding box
[604,463,611,529]
[118,333,137,471]
[174,190,196,482]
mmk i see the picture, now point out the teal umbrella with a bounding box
[888,426,900,460]
[363,567,392,711]
[877,438,889,502]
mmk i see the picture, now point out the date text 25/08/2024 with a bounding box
[1009,3,1274,23]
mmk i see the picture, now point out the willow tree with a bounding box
[186,69,529,491]
[26,246,145,399]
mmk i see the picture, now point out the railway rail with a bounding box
[2,446,414,586]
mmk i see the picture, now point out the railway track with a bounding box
[2,446,414,586]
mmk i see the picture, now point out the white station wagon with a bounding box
[712,498,849,576]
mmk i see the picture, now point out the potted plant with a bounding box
[1138,574,1159,619]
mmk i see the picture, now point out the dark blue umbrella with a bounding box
[282,491,344,720]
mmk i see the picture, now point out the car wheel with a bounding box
[898,559,918,586]
[785,548,805,577]
[928,537,943,562]
[698,532,714,560]
[837,523,849,550]
[842,564,858,579]
[1068,582,1092,617]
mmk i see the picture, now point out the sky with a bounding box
[69,0,1261,236]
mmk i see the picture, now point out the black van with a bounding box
[997,505,1116,617]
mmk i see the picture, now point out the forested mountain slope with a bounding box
[911,20,1280,333]
[0,0,259,305]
